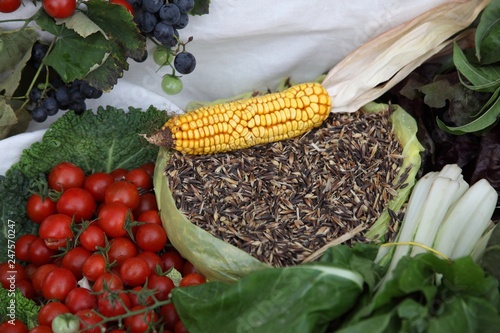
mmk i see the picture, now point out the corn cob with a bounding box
[148,82,332,154]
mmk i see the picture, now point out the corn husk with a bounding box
[322,0,491,113]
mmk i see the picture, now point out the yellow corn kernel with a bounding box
[153,82,332,154]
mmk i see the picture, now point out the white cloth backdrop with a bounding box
[0,0,446,174]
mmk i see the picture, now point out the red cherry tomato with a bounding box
[159,303,180,331]
[38,214,73,250]
[0,262,27,290]
[47,161,84,191]
[125,168,152,190]
[147,274,175,301]
[26,194,57,224]
[28,238,56,265]
[61,246,91,280]
[28,325,52,333]
[79,225,106,251]
[107,237,137,267]
[42,0,76,19]
[136,209,161,225]
[0,0,21,13]
[139,162,155,176]
[56,188,96,222]
[37,302,70,327]
[160,250,185,273]
[109,168,128,181]
[104,181,140,209]
[0,319,28,333]
[182,260,198,276]
[128,286,152,307]
[84,172,114,202]
[93,272,124,292]
[97,291,130,317]
[32,264,57,294]
[16,279,35,299]
[97,202,131,238]
[133,193,158,218]
[124,305,158,333]
[180,273,206,287]
[75,309,106,333]
[15,234,38,262]
[65,287,97,314]
[135,223,167,252]
[119,257,149,286]
[82,253,107,281]
[136,251,162,275]
[41,267,77,301]
[174,320,189,333]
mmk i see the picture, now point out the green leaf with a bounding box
[9,106,167,177]
[0,100,18,139]
[57,11,107,38]
[0,288,41,329]
[0,34,33,97]
[35,10,67,36]
[192,0,211,15]
[419,79,485,126]
[172,264,363,333]
[84,0,146,61]
[475,0,500,65]
[436,87,500,134]
[427,296,500,333]
[83,40,127,91]
[44,30,110,83]
[0,28,37,73]
[453,43,500,93]
[0,170,41,262]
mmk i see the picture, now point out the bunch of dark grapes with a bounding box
[130,0,196,75]
[28,42,103,122]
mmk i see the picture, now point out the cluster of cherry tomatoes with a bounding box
[0,161,206,333]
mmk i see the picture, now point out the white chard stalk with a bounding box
[378,164,498,288]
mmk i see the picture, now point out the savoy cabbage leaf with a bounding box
[9,105,167,177]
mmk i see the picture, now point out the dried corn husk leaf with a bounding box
[322,0,491,113]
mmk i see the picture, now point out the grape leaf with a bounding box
[57,11,107,38]
[0,28,37,73]
[84,40,128,92]
[35,10,111,83]
[84,0,146,61]
[192,0,210,15]
[475,0,500,65]
[43,30,111,83]
[0,100,18,139]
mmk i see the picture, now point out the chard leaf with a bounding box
[453,43,500,93]
[475,0,500,65]
[84,0,146,61]
[9,106,167,177]
[172,262,363,333]
[427,296,500,333]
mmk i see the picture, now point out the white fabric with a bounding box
[0,0,446,174]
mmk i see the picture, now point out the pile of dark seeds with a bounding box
[165,109,404,266]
